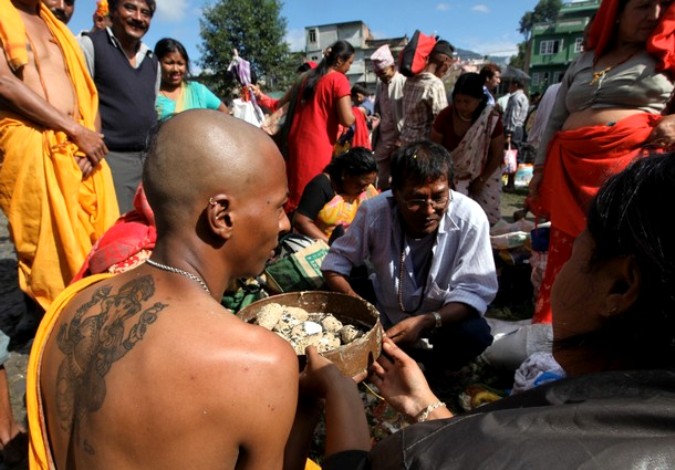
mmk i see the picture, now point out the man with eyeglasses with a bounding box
[322,141,497,372]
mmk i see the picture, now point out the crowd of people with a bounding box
[0,0,674,467]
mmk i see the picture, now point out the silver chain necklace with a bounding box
[145,258,211,295]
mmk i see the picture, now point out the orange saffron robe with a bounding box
[0,2,119,310]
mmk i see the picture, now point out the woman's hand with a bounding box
[528,165,544,200]
[369,337,451,421]
[248,84,263,100]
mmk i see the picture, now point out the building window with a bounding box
[311,55,319,61]
[574,37,583,53]
[308,29,317,43]
[532,73,540,86]
[540,39,562,55]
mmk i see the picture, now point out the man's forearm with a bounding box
[323,271,358,297]
[0,75,80,137]
[434,302,474,328]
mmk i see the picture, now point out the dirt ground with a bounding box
[0,188,528,468]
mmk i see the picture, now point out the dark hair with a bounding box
[154,38,191,77]
[479,63,501,82]
[390,141,453,191]
[351,84,368,98]
[581,154,675,368]
[452,72,488,121]
[109,0,156,16]
[325,147,377,184]
[297,62,313,73]
[302,40,355,101]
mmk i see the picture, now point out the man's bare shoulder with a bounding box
[51,272,298,369]
[39,273,300,468]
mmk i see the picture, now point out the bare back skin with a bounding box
[12,2,75,117]
[39,273,298,469]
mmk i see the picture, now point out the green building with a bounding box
[528,0,599,94]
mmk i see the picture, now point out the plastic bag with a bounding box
[231,98,262,127]
[503,144,518,175]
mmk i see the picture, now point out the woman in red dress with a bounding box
[281,40,356,212]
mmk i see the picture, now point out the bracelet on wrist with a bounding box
[416,401,447,422]
[430,311,442,330]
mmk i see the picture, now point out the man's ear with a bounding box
[206,194,234,240]
[603,255,641,318]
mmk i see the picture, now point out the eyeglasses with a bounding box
[403,194,451,211]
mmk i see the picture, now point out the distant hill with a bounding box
[455,47,510,65]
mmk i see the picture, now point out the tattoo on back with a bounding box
[54,275,168,442]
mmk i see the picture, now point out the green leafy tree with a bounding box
[510,0,562,68]
[509,41,529,70]
[199,0,298,99]
[518,0,563,38]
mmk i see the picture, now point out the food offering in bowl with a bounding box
[237,291,383,377]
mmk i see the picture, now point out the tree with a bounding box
[518,0,563,39]
[199,0,298,99]
[510,0,563,69]
[509,41,529,70]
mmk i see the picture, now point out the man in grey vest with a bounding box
[79,0,159,213]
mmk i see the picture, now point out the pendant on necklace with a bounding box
[589,67,611,86]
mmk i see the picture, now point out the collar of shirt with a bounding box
[104,26,153,66]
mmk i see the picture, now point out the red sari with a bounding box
[532,113,661,323]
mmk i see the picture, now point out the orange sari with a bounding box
[532,113,661,323]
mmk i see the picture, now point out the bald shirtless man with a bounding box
[26,111,304,469]
[0,0,119,310]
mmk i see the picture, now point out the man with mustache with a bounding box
[42,0,74,24]
[79,0,159,214]
[322,141,497,372]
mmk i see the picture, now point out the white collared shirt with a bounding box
[321,190,498,328]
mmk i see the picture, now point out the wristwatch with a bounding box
[431,311,443,330]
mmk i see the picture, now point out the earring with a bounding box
[208,197,217,206]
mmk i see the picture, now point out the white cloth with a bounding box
[231,98,263,127]
[373,72,406,160]
[321,190,498,328]
[511,351,565,395]
[370,44,395,71]
[504,89,529,133]
[482,320,553,370]
[527,83,561,148]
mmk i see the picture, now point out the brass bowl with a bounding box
[237,291,383,377]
